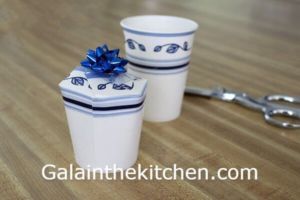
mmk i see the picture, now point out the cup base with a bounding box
[143,111,181,123]
[74,155,139,174]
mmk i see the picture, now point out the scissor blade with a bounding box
[185,87,214,98]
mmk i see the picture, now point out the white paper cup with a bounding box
[121,15,198,122]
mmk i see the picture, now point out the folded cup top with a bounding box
[120,15,198,35]
[59,66,147,116]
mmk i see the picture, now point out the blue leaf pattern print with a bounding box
[70,77,87,86]
[183,41,188,50]
[153,41,189,53]
[67,77,134,91]
[125,40,189,53]
[153,46,162,52]
[138,44,146,51]
[166,44,179,53]
[125,39,146,51]
[98,84,107,90]
[98,82,112,90]
[126,39,135,49]
[113,82,134,90]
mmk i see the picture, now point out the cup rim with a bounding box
[120,15,198,36]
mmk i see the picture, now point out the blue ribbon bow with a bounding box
[80,44,128,76]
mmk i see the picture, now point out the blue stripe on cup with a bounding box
[126,53,190,63]
[62,96,145,116]
[123,28,195,37]
[127,61,189,75]
[128,61,189,70]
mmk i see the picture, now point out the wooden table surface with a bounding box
[0,0,299,199]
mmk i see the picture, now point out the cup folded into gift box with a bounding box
[59,45,147,172]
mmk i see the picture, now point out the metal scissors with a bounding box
[185,86,300,129]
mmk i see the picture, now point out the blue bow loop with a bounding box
[80,44,127,76]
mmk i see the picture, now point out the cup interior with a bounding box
[120,15,198,34]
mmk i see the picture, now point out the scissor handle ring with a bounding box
[264,95,300,104]
[264,108,300,129]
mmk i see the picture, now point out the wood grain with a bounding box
[0,0,299,199]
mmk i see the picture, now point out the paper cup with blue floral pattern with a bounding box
[121,15,198,122]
